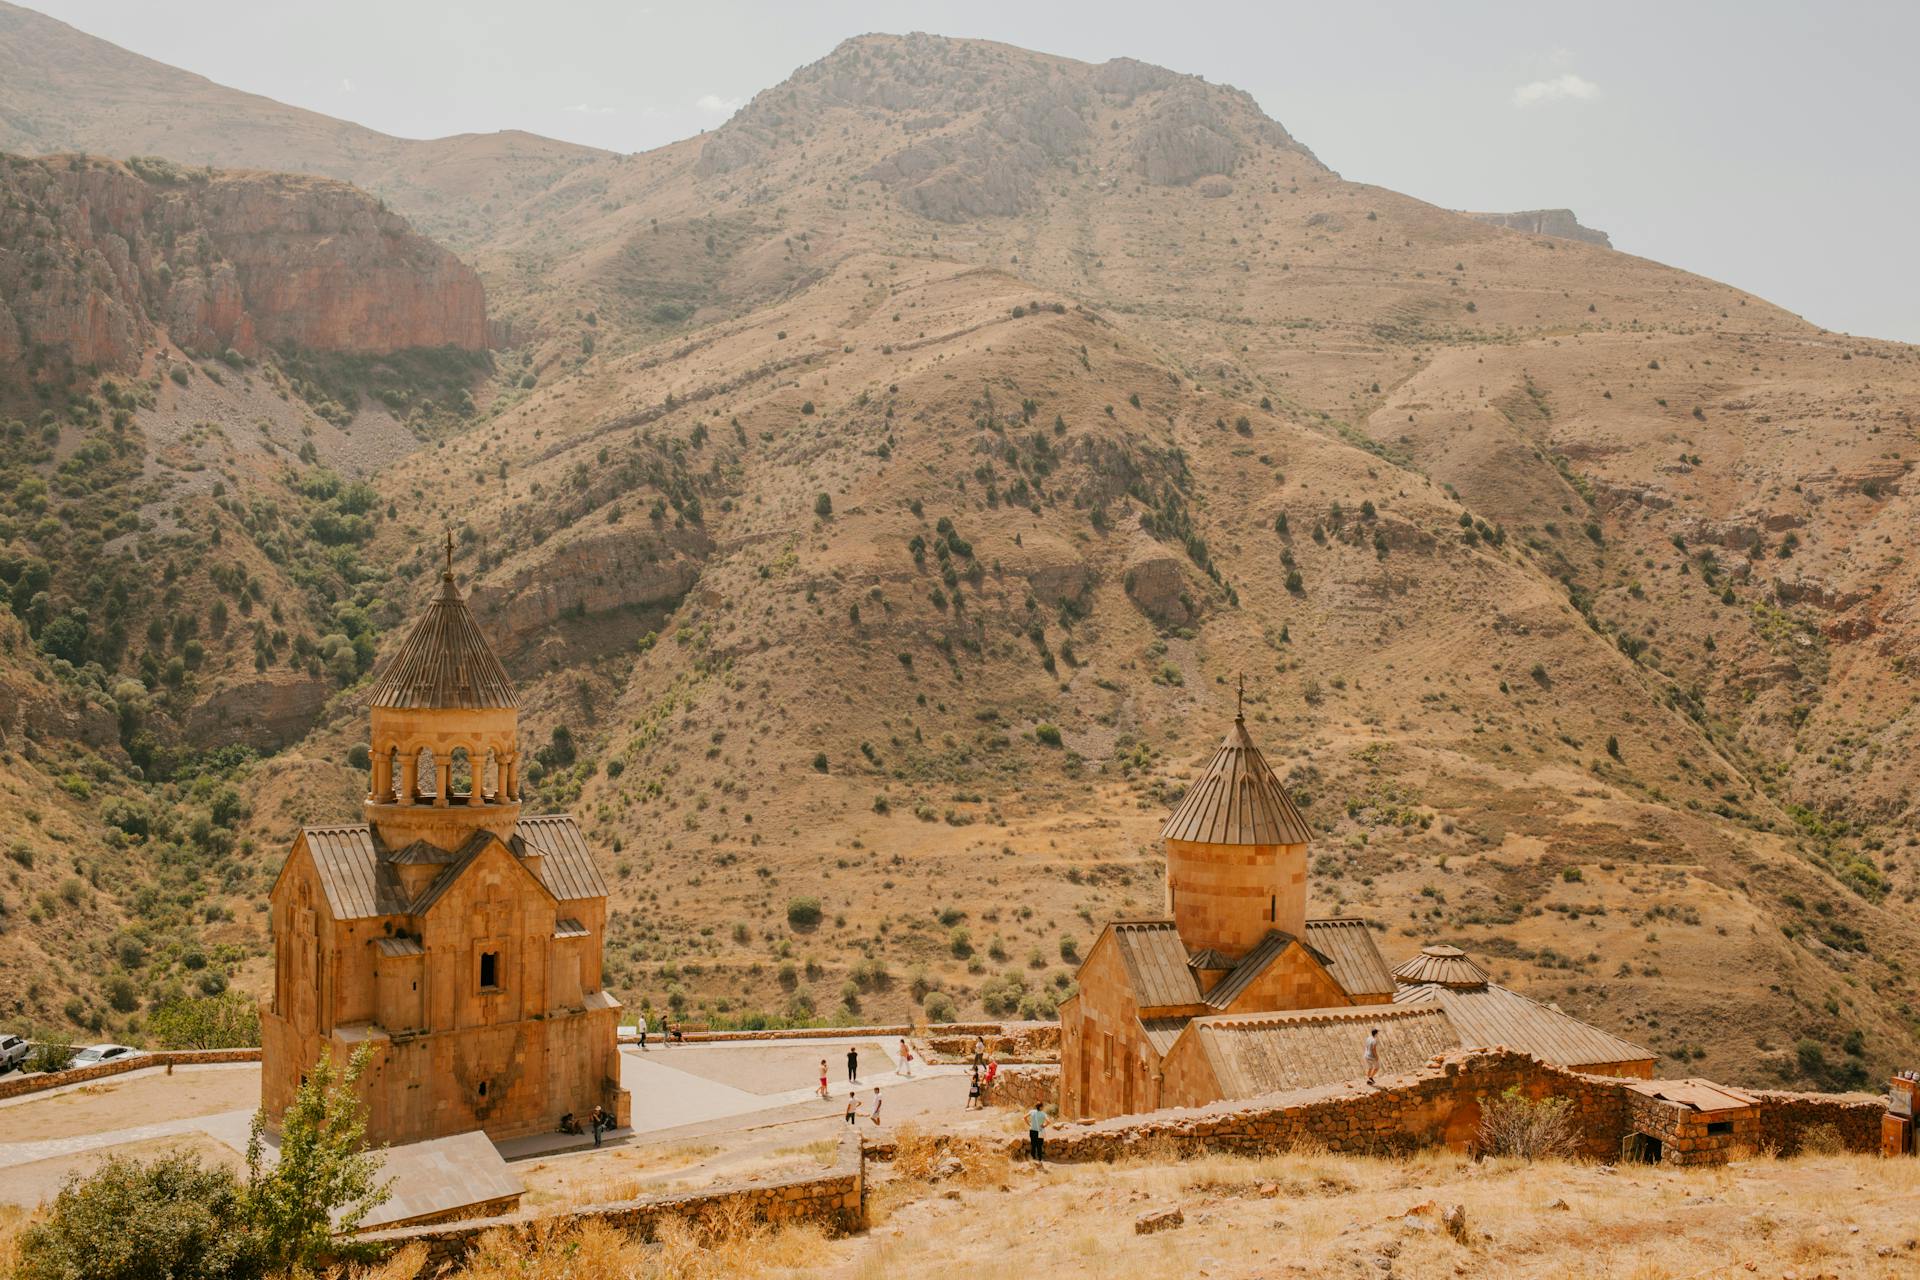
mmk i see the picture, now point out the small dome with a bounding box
[1392,944,1489,989]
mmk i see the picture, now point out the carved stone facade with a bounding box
[261,556,627,1145]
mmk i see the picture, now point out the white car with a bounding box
[0,1034,28,1072]
[70,1043,145,1067]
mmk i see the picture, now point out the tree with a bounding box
[16,1151,262,1280]
[244,1044,390,1270]
[150,991,261,1050]
[814,492,833,518]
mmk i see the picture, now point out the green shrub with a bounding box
[150,991,259,1049]
[923,991,958,1023]
[1035,723,1062,747]
[28,1035,75,1073]
[16,1151,262,1280]
[786,897,823,929]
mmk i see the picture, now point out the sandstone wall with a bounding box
[1008,1049,1883,1166]
[357,1126,864,1266]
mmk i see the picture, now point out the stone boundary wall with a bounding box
[0,1048,261,1102]
[357,1126,865,1266]
[1750,1089,1885,1155]
[1003,1049,1882,1166]
[985,1065,1060,1111]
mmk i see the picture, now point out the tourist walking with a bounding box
[844,1093,862,1125]
[897,1038,914,1076]
[817,1059,830,1099]
[1027,1104,1048,1163]
[966,1067,982,1110]
[1364,1027,1381,1086]
[847,1045,859,1084]
[869,1088,884,1127]
[637,1011,648,1051]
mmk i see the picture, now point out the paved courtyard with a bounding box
[0,1036,986,1209]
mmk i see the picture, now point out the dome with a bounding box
[1160,714,1311,846]
[366,568,516,711]
[1391,944,1489,989]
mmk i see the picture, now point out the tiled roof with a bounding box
[1392,944,1489,989]
[1624,1079,1759,1113]
[1306,918,1396,998]
[1140,1016,1189,1056]
[1188,1004,1459,1098]
[1186,948,1231,972]
[553,918,590,939]
[302,825,408,920]
[1106,920,1203,1010]
[1160,715,1311,846]
[1200,929,1302,1010]
[375,935,425,957]
[411,830,545,916]
[367,572,516,710]
[515,815,607,902]
[1394,981,1654,1069]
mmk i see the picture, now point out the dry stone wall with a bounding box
[357,1127,865,1266]
[1004,1049,1883,1167]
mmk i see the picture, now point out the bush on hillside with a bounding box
[15,1151,262,1280]
[1477,1086,1577,1161]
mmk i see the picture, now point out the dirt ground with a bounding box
[642,1040,898,1095]
[0,1066,259,1141]
[0,1133,241,1210]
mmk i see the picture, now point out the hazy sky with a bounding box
[29,0,1919,342]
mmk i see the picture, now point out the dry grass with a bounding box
[339,1211,830,1280]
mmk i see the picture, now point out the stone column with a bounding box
[401,752,419,804]
[371,750,391,802]
[434,750,449,807]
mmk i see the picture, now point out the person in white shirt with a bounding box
[1364,1028,1381,1086]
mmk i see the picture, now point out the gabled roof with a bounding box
[1186,948,1231,972]
[1140,1016,1189,1056]
[1624,1079,1759,1113]
[1105,920,1203,1010]
[1394,981,1654,1069]
[301,825,409,920]
[1201,929,1312,1010]
[1307,918,1396,998]
[1392,944,1489,989]
[553,918,590,939]
[411,829,553,916]
[1160,715,1311,846]
[1186,1004,1458,1098]
[375,935,425,958]
[367,571,516,710]
[514,815,608,902]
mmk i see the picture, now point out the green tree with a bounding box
[150,991,261,1050]
[17,1151,262,1280]
[244,1045,390,1270]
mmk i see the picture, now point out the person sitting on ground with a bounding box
[559,1111,580,1136]
[1364,1027,1381,1086]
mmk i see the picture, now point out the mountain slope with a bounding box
[0,23,1914,1091]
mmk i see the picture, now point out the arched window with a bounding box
[414,747,437,803]
[450,747,473,802]
[482,748,500,804]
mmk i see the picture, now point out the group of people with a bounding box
[557,1104,614,1146]
[632,1012,684,1050]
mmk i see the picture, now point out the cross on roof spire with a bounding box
[444,528,454,579]
[1236,673,1245,721]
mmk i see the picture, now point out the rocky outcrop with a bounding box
[1468,208,1612,248]
[467,525,711,652]
[184,670,335,751]
[0,153,485,378]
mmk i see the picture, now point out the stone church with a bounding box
[1058,706,1652,1120]
[261,553,629,1146]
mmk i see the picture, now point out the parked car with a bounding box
[0,1033,29,1073]
[69,1043,145,1068]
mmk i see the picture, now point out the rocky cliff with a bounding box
[1468,207,1612,247]
[0,153,486,379]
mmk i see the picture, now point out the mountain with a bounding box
[0,1,608,245]
[0,22,1913,1093]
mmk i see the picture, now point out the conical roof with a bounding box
[1391,944,1489,989]
[1160,713,1311,845]
[367,568,516,710]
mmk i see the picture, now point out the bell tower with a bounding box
[363,534,521,875]
[1160,681,1313,960]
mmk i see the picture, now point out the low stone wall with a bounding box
[617,1021,1017,1046]
[1007,1049,1881,1167]
[1750,1089,1886,1155]
[923,1022,1060,1063]
[0,1047,261,1102]
[357,1126,864,1266]
[985,1065,1060,1111]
